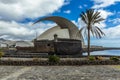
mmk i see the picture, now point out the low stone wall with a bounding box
[16,39,82,55]
[0,59,120,66]
[16,47,35,52]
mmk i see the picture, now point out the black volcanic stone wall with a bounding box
[16,39,82,55]
[55,41,82,55]
[0,60,120,66]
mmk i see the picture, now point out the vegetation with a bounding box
[79,9,105,57]
[89,56,95,61]
[48,55,60,63]
[110,57,119,61]
[0,49,4,58]
[0,58,120,65]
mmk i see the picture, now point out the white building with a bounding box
[15,41,34,47]
[0,43,8,48]
[34,16,84,47]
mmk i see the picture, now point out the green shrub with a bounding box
[110,57,119,61]
[0,51,4,58]
[48,55,60,63]
[89,56,95,61]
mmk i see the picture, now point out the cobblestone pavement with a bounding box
[0,65,120,80]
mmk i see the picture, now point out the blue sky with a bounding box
[0,0,120,47]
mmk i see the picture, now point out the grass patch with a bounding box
[111,65,120,70]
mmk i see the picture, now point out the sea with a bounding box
[83,50,120,56]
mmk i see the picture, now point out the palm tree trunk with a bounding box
[87,28,90,57]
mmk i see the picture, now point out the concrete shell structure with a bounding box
[37,26,70,40]
[16,16,83,55]
[34,16,84,42]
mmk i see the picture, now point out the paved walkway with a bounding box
[1,67,32,80]
[0,65,120,80]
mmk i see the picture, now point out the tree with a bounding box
[79,9,105,57]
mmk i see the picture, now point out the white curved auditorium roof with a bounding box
[37,26,70,40]
[34,16,84,42]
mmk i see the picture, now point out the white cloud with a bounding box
[73,17,105,29]
[72,10,120,47]
[90,0,120,47]
[71,18,86,29]
[84,4,87,7]
[64,0,71,5]
[108,18,120,24]
[63,10,71,14]
[0,0,67,40]
[78,4,87,9]
[73,15,120,47]
[0,21,56,40]
[86,24,120,47]
[103,25,120,39]
[77,18,86,28]
[77,19,120,39]
[92,0,120,8]
[97,9,113,19]
[118,12,120,15]
[0,0,65,21]
[91,0,118,28]
[94,9,113,28]
[79,5,83,9]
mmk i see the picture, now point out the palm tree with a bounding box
[79,9,105,57]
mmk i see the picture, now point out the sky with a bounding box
[0,0,120,47]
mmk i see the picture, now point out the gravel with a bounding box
[0,65,119,80]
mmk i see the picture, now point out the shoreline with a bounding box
[82,47,120,52]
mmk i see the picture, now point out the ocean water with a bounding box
[83,50,120,56]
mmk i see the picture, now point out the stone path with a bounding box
[0,65,119,80]
[0,67,32,80]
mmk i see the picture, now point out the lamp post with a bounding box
[54,34,58,55]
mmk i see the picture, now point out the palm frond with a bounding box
[96,26,105,36]
[91,11,100,23]
[76,27,84,37]
[93,18,104,24]
[94,28,102,38]
[79,9,105,39]
[80,12,88,24]
[90,26,96,37]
